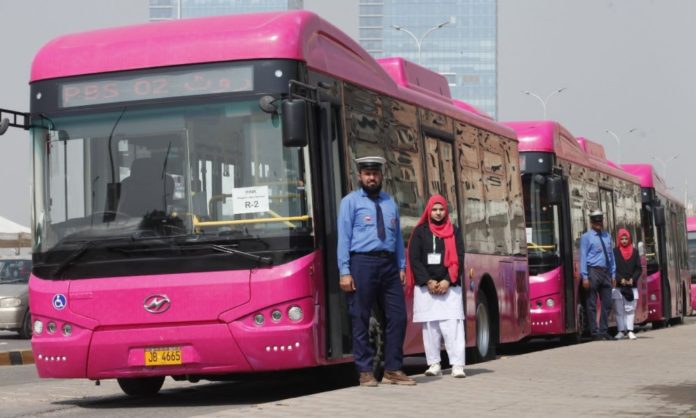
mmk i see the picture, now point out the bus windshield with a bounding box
[688,231,696,283]
[523,174,560,275]
[32,99,313,258]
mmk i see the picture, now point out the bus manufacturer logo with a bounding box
[143,295,171,314]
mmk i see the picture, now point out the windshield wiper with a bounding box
[52,240,104,277]
[208,244,273,266]
[51,233,185,277]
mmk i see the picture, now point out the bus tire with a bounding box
[117,376,165,397]
[368,309,384,381]
[18,310,31,339]
[651,320,666,330]
[471,290,496,363]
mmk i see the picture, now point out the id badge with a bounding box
[427,252,442,265]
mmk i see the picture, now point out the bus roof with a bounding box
[503,121,642,185]
[502,121,587,166]
[688,216,696,232]
[575,137,640,184]
[31,11,512,138]
[622,163,682,204]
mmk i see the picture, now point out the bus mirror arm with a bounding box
[0,108,30,135]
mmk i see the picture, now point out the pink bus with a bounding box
[1,11,529,395]
[503,122,647,342]
[688,217,696,312]
[622,164,691,326]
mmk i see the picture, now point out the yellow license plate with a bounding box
[144,347,182,366]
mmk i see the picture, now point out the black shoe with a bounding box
[593,335,605,341]
[603,333,614,341]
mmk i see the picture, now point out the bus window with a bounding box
[688,231,696,283]
[523,174,561,275]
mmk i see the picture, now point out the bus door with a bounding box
[423,134,458,219]
[314,96,353,359]
[669,208,681,317]
[423,132,461,301]
[558,177,576,332]
[655,205,671,319]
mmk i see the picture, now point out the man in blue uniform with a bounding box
[337,156,415,387]
[580,210,617,341]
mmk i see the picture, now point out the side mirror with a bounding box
[0,118,9,135]
[653,206,665,226]
[281,99,309,147]
[546,175,563,205]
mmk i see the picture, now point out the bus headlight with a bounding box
[0,297,21,308]
[287,305,303,322]
[253,314,265,326]
[546,298,555,308]
[46,322,57,334]
[62,323,72,336]
[33,320,43,334]
[271,310,282,322]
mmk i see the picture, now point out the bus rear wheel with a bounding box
[471,291,496,363]
[117,376,165,397]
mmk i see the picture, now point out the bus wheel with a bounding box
[472,291,496,362]
[651,320,666,329]
[368,310,384,381]
[117,376,165,397]
[18,310,31,339]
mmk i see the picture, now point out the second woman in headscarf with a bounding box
[407,195,466,377]
[612,228,641,340]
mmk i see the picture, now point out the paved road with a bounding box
[0,332,30,353]
[0,319,694,417]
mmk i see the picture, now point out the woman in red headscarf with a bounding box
[407,194,465,378]
[612,228,641,340]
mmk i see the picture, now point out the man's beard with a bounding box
[360,181,382,195]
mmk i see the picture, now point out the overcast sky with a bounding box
[0,0,694,227]
[0,1,147,226]
[498,0,696,207]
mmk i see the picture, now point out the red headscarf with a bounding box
[405,195,459,296]
[617,228,634,261]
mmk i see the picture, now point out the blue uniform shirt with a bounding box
[580,229,616,280]
[337,188,406,276]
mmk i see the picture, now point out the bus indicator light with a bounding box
[288,306,303,322]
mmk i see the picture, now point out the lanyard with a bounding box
[432,233,436,253]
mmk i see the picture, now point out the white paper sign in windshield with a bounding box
[232,186,269,215]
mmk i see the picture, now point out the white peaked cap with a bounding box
[355,156,386,168]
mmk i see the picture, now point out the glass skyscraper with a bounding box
[148,0,497,117]
[359,0,497,117]
[149,0,302,21]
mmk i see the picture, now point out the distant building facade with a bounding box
[148,0,497,117]
[359,0,497,117]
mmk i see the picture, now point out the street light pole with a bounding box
[604,128,637,164]
[651,154,678,182]
[392,19,451,65]
[522,88,567,119]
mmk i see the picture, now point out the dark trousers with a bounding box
[347,254,407,372]
[587,267,613,336]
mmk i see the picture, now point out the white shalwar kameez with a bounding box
[413,284,465,367]
[612,287,638,332]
